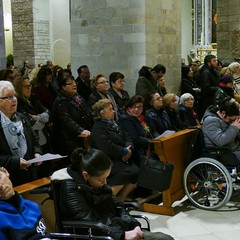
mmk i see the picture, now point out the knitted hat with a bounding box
[219,74,234,84]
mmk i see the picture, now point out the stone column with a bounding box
[70,0,181,96]
[217,1,240,63]
[0,0,6,69]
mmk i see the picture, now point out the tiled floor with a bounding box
[134,196,240,240]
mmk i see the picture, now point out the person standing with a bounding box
[75,65,92,101]
[198,54,220,118]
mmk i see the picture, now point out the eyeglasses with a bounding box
[0,95,17,101]
[131,105,143,110]
[97,81,109,85]
[65,81,77,86]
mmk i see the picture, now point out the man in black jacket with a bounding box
[198,54,220,119]
[75,65,92,101]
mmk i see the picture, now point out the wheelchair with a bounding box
[31,178,150,240]
[183,128,240,211]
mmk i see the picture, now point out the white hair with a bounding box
[179,93,194,104]
[227,62,240,74]
[0,81,14,97]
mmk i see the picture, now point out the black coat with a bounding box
[108,87,130,114]
[75,77,92,101]
[164,108,182,131]
[91,119,138,185]
[178,104,199,129]
[0,112,42,186]
[199,65,220,111]
[119,113,150,152]
[52,92,93,155]
[60,168,141,240]
[145,108,173,138]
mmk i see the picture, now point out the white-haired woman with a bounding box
[178,93,200,129]
[0,81,42,186]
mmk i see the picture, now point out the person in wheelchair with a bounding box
[202,100,240,168]
[53,148,174,240]
[0,167,50,240]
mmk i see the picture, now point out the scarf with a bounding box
[1,112,27,158]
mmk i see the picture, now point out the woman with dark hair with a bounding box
[31,66,56,111]
[0,69,15,83]
[119,95,152,158]
[52,75,92,168]
[108,72,130,114]
[213,73,235,110]
[181,65,201,116]
[135,66,156,97]
[51,148,174,240]
[145,91,174,138]
[91,99,138,201]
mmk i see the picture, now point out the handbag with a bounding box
[137,144,175,192]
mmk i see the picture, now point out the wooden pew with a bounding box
[140,129,196,215]
[14,177,55,232]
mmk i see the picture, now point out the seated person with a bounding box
[163,93,182,131]
[213,74,235,111]
[202,101,240,167]
[145,91,174,138]
[0,81,42,186]
[0,167,48,240]
[91,99,138,201]
[178,93,200,129]
[51,148,174,240]
[119,95,152,158]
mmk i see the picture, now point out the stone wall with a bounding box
[217,1,240,64]
[0,0,6,69]
[70,0,181,96]
[33,20,50,65]
[11,0,50,68]
[11,0,34,68]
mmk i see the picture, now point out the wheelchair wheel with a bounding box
[184,157,233,210]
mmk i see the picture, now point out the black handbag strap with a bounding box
[144,143,152,164]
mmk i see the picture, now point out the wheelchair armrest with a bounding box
[29,185,52,195]
[205,146,231,153]
[123,201,140,210]
[130,214,151,232]
[62,220,110,233]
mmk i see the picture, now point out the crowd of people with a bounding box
[1,54,240,239]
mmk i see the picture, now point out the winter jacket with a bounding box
[91,118,138,184]
[0,192,47,240]
[60,168,141,240]
[145,108,173,138]
[202,110,240,150]
[52,91,93,155]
